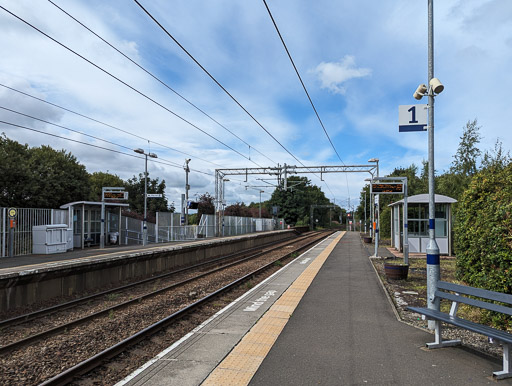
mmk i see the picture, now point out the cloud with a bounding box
[311,55,372,94]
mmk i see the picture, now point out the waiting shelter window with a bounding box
[407,203,447,237]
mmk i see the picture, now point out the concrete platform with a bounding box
[119,231,512,385]
[116,232,343,386]
[0,230,295,312]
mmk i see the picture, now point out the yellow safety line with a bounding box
[202,231,345,386]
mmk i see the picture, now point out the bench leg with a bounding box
[426,321,461,349]
[494,343,512,379]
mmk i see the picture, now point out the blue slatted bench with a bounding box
[408,281,512,380]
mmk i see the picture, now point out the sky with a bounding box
[0,0,511,211]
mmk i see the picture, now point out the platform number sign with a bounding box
[399,104,427,132]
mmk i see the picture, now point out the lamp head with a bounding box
[429,78,444,94]
[368,158,379,163]
[413,84,427,100]
[134,148,145,155]
[148,152,158,159]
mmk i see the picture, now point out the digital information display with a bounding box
[371,183,404,194]
[103,191,128,200]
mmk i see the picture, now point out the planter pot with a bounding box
[384,263,409,280]
[363,236,372,244]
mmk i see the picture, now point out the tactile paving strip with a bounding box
[201,231,345,386]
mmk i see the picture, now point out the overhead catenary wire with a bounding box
[133,0,343,204]
[262,0,350,205]
[0,119,214,176]
[0,83,223,168]
[0,5,266,169]
[46,0,275,166]
[0,105,202,171]
[133,0,316,173]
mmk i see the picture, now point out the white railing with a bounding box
[1,207,68,257]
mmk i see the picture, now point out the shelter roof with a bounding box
[60,201,129,209]
[389,193,457,207]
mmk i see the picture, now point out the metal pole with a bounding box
[259,190,262,218]
[427,0,441,327]
[143,154,148,246]
[374,162,380,257]
[364,191,367,234]
[185,159,190,226]
[403,178,409,265]
[100,188,105,249]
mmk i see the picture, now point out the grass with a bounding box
[107,293,119,302]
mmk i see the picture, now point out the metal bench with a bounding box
[408,281,512,379]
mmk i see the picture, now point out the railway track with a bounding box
[0,231,332,386]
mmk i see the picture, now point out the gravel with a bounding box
[0,232,329,385]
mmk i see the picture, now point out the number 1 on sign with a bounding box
[408,106,418,123]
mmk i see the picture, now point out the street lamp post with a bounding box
[259,190,264,218]
[364,191,367,234]
[368,158,379,257]
[134,148,158,246]
[184,159,191,226]
[365,177,373,239]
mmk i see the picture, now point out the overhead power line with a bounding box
[262,0,345,166]
[0,82,223,168]
[133,0,313,172]
[46,0,275,166]
[0,119,214,176]
[0,5,264,168]
[262,0,350,202]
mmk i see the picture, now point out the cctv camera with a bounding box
[413,84,427,100]
[429,78,444,94]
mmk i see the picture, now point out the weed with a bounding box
[108,310,115,319]
[274,260,283,267]
[107,293,119,302]
[245,281,254,290]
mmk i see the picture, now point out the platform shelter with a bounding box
[389,193,457,255]
[60,201,129,249]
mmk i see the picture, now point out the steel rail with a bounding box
[39,231,333,386]
[0,232,322,354]
[0,233,303,328]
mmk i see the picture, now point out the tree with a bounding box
[454,161,512,329]
[0,135,91,208]
[451,119,481,177]
[197,192,215,217]
[247,202,271,218]
[125,173,170,216]
[89,172,126,202]
[269,176,331,226]
[224,202,251,217]
[27,145,91,208]
[481,139,511,171]
[0,133,32,207]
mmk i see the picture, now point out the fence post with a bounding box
[1,208,5,257]
[156,212,159,244]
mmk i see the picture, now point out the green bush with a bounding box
[454,163,512,328]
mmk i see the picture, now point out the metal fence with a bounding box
[0,206,286,256]
[0,207,69,257]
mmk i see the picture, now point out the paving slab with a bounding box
[116,233,340,386]
[249,232,511,386]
